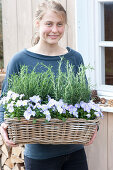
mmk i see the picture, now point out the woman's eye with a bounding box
[58,23,63,26]
[46,23,52,26]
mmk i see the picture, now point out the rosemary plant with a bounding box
[8,60,91,104]
[8,64,55,102]
[55,61,91,104]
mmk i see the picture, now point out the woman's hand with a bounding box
[0,122,17,147]
[85,126,97,146]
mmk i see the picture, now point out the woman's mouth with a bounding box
[48,35,59,39]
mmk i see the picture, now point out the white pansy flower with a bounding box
[22,100,28,106]
[11,92,19,100]
[15,100,23,107]
[43,110,51,121]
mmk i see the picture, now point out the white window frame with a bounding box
[95,0,113,97]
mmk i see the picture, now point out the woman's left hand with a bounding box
[85,126,97,146]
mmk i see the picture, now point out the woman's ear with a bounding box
[35,21,40,28]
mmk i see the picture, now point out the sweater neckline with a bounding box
[23,47,74,60]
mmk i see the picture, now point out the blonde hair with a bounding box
[32,0,67,46]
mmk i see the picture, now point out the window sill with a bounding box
[99,104,113,113]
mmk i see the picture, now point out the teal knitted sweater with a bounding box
[0,47,84,159]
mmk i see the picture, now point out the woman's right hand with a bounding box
[0,122,17,147]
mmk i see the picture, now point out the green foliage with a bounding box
[8,64,55,102]
[55,61,91,104]
[8,60,91,105]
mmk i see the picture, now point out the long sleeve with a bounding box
[0,55,21,124]
[0,106,5,124]
[0,68,10,124]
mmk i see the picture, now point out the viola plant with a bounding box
[0,60,103,121]
[0,90,103,121]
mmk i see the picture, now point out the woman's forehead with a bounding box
[41,10,65,22]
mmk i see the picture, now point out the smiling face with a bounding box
[37,10,66,46]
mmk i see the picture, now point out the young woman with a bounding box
[0,1,97,169]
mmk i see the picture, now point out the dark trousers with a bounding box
[24,148,88,170]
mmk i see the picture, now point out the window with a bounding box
[96,0,113,95]
[0,0,3,70]
[76,0,113,96]
[100,2,113,85]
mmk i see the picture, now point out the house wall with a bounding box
[1,0,112,170]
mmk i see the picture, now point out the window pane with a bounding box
[105,47,113,85]
[104,2,113,41]
[0,0,3,70]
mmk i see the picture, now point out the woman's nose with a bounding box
[51,25,58,33]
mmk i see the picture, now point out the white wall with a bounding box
[76,0,96,87]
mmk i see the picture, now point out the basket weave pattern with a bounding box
[5,118,99,145]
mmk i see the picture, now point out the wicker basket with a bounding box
[5,118,100,145]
